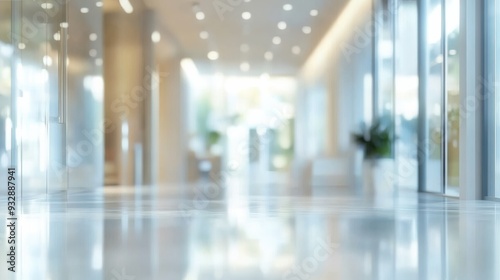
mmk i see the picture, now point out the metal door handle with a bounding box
[58,23,68,124]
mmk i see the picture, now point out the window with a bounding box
[424,0,444,193]
[395,0,419,190]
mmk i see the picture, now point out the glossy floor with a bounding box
[1,183,500,280]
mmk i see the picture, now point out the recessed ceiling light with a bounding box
[18,43,25,50]
[60,22,69,28]
[80,7,89,13]
[278,21,287,30]
[196,11,205,20]
[310,9,319,16]
[208,51,219,60]
[200,31,209,39]
[96,2,103,7]
[302,26,312,34]
[283,4,293,11]
[151,31,161,43]
[119,0,134,14]
[272,36,281,45]
[264,51,273,61]
[95,58,103,66]
[242,12,252,20]
[41,3,53,9]
[89,33,97,41]
[240,44,250,53]
[292,46,301,55]
[89,49,97,57]
[54,32,60,41]
[240,62,250,72]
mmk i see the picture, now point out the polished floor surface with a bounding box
[1,182,500,280]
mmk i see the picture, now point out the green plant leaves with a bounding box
[352,120,394,159]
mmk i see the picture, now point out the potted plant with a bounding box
[206,130,221,154]
[352,120,394,193]
[352,121,393,159]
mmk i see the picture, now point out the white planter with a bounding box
[362,158,395,195]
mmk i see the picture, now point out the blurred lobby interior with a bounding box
[1,0,500,279]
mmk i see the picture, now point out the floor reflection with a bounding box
[0,184,499,280]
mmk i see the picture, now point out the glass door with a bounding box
[46,0,68,194]
[12,0,68,198]
[419,0,460,197]
[0,0,13,200]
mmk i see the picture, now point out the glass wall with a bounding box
[16,0,56,197]
[0,0,104,199]
[376,0,395,120]
[495,0,500,199]
[424,0,444,193]
[418,0,459,196]
[487,0,500,199]
[394,0,418,190]
[0,1,13,198]
[445,0,460,195]
[378,0,460,195]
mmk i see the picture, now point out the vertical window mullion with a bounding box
[442,0,448,194]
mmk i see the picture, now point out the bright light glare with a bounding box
[196,12,205,20]
[242,12,252,20]
[43,55,52,66]
[292,46,301,55]
[200,31,209,39]
[119,0,134,14]
[84,76,104,102]
[264,52,273,61]
[41,3,53,9]
[240,62,250,72]
[181,58,199,77]
[427,5,441,43]
[151,31,161,43]
[207,51,219,60]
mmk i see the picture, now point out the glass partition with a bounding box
[495,0,500,199]
[445,0,460,196]
[376,0,395,120]
[16,0,56,197]
[424,0,444,193]
[487,0,500,199]
[0,0,13,199]
[0,0,104,199]
[395,0,418,190]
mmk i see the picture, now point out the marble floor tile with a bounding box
[0,184,499,280]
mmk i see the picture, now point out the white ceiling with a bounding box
[109,0,349,76]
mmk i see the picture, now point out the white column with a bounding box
[458,0,482,200]
[157,58,188,184]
